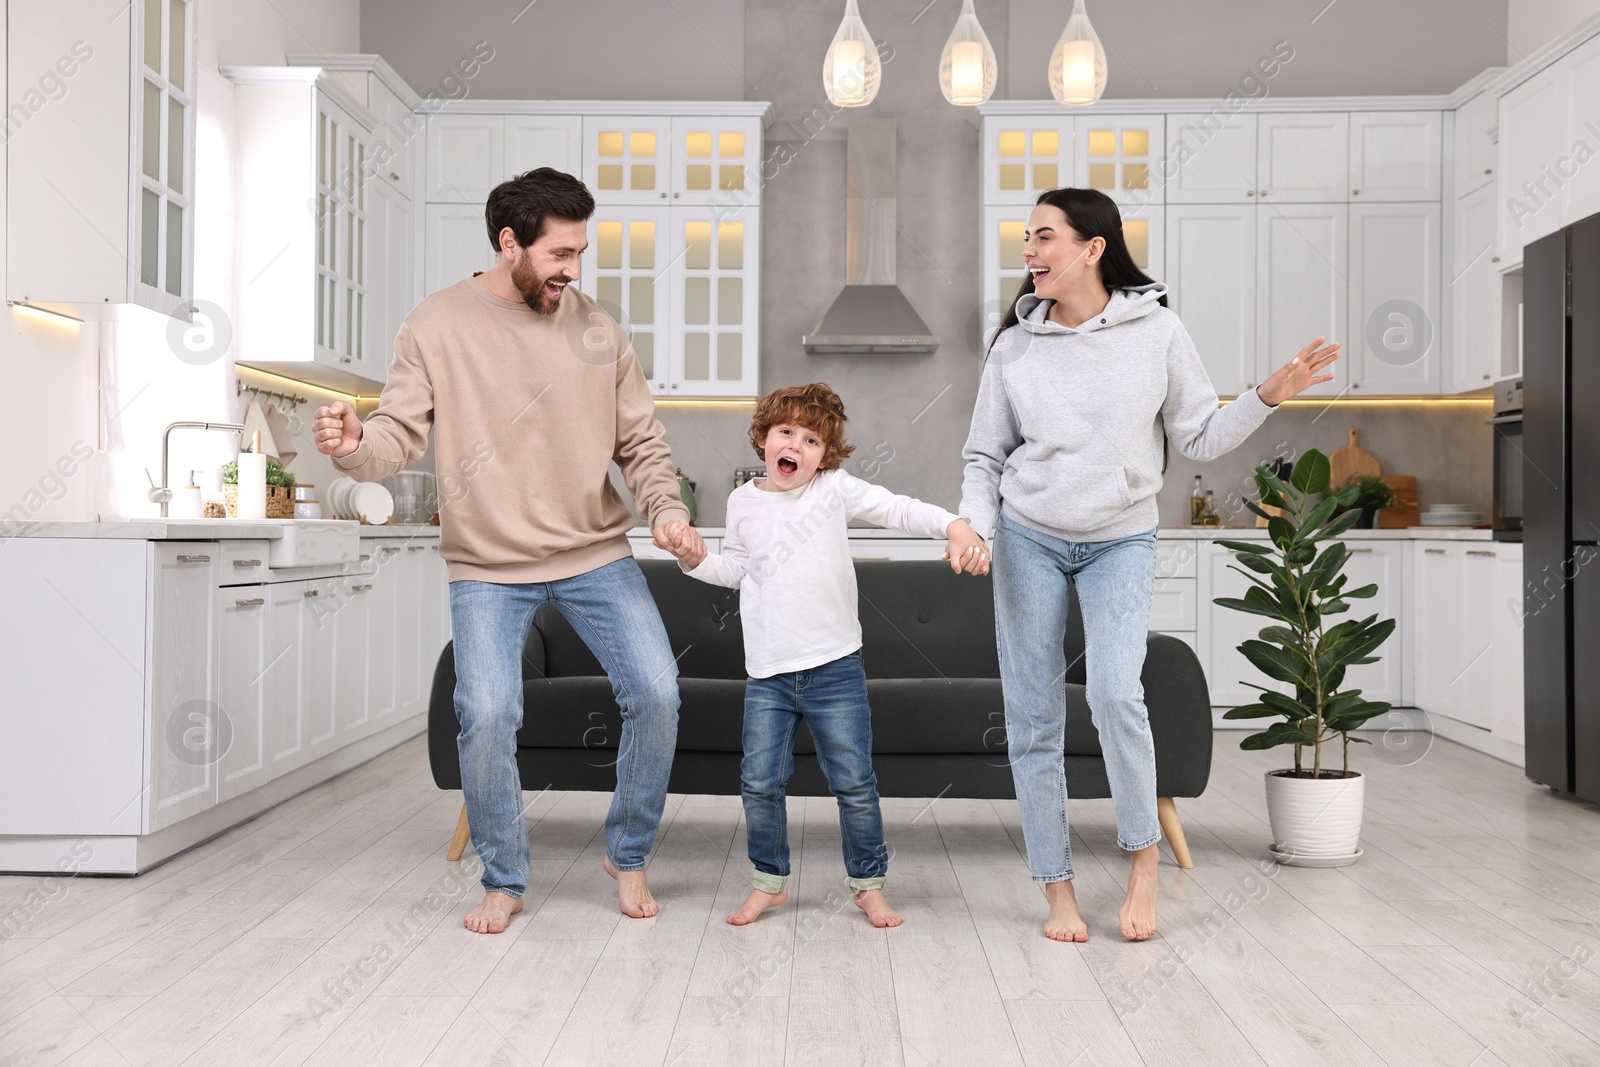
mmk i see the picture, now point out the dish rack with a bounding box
[381,471,440,524]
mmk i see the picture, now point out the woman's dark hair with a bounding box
[988,187,1164,352]
[484,168,595,253]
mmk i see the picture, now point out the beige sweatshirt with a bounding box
[333,277,689,583]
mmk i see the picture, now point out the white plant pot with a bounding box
[1264,769,1364,866]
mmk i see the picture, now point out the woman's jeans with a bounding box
[741,650,889,894]
[449,558,680,898]
[993,514,1161,882]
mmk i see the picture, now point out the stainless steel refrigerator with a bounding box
[1524,212,1600,800]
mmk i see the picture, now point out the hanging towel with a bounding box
[239,398,278,460]
[262,402,298,466]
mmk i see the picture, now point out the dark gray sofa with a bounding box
[427,559,1211,866]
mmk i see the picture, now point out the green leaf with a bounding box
[1222,703,1284,719]
[1240,721,1320,750]
[1258,624,1308,650]
[1317,509,1362,539]
[1244,499,1273,521]
[1241,640,1311,686]
[1342,583,1379,599]
[1214,595,1288,620]
[1287,543,1317,566]
[1291,449,1331,495]
[1234,552,1278,575]
[1299,495,1341,538]
[1260,689,1313,718]
[1267,515,1295,547]
[1217,540,1274,555]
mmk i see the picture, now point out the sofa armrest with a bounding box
[427,641,462,789]
[1142,633,1213,799]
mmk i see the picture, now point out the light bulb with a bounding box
[939,0,997,107]
[824,0,880,107]
[1049,0,1107,106]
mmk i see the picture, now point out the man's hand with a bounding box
[941,518,990,576]
[655,520,706,568]
[312,401,363,459]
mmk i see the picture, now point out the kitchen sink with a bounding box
[160,517,362,567]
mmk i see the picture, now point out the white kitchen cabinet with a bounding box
[7,0,196,315]
[368,76,418,200]
[1411,541,1523,735]
[367,544,403,733]
[1257,204,1348,396]
[335,569,374,742]
[1075,115,1165,207]
[424,204,496,296]
[1167,205,1257,395]
[1349,111,1442,201]
[425,114,504,203]
[1257,113,1349,202]
[1149,577,1198,632]
[1412,543,1465,721]
[505,115,583,179]
[216,588,269,802]
[1490,543,1525,741]
[1450,181,1500,393]
[583,205,673,393]
[146,545,218,832]
[1497,72,1565,267]
[668,203,761,398]
[1348,202,1441,394]
[1166,113,1257,204]
[366,177,414,379]
[982,205,1033,315]
[983,118,1075,205]
[1452,91,1498,198]
[1116,200,1165,281]
[1201,539,1403,711]
[669,116,763,206]
[583,115,677,206]
[1561,33,1600,226]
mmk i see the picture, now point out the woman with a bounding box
[958,188,1337,942]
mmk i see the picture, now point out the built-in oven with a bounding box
[1488,376,1523,538]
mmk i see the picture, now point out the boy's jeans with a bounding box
[449,558,680,898]
[741,650,889,894]
[992,514,1162,883]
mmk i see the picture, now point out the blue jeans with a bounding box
[993,514,1160,882]
[742,651,889,894]
[449,557,680,898]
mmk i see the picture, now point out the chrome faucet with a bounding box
[148,421,246,517]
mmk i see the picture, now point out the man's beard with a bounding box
[510,252,567,315]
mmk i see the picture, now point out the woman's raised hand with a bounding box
[1256,338,1340,406]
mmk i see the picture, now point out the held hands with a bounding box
[656,520,707,568]
[312,401,364,458]
[942,519,990,576]
[1256,338,1340,406]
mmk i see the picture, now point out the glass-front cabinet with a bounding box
[7,0,197,315]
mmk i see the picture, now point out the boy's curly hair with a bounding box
[748,383,856,471]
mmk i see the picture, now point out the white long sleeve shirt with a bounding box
[684,469,960,679]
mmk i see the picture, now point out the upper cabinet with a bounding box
[423,114,581,203]
[7,0,197,315]
[1453,90,1498,198]
[1349,111,1442,200]
[1166,114,1256,204]
[982,120,1075,205]
[1496,74,1565,268]
[1074,115,1165,206]
[1257,113,1349,202]
[580,115,763,208]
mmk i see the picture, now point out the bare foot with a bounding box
[854,889,904,928]
[463,891,522,935]
[1119,845,1160,941]
[726,887,788,925]
[603,855,660,918]
[1042,879,1088,942]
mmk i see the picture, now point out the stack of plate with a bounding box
[1419,504,1484,527]
[325,476,394,525]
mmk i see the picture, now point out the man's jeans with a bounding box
[992,514,1161,882]
[450,557,680,897]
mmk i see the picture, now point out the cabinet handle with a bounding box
[233,559,262,568]
[1347,547,1373,553]
[1246,190,1255,196]
[1260,190,1269,196]
[1492,255,1501,263]
[673,192,681,198]
[659,192,667,199]
[389,171,400,181]
[340,355,353,364]
[235,597,265,607]
[407,545,426,552]
[1352,382,1361,389]
[304,589,321,598]
[1424,548,1446,554]
[1352,189,1360,195]
[359,554,371,562]
[1485,167,1493,174]
[1466,549,1497,557]
[352,583,373,592]
[176,554,211,563]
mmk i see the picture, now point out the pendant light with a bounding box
[823,0,880,107]
[1048,0,1107,106]
[939,0,997,106]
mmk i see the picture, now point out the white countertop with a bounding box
[639,525,1498,542]
[7,519,442,540]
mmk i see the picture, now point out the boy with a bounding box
[670,383,989,927]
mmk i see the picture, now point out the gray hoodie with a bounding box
[959,283,1276,544]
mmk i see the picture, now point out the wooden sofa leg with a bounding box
[1157,796,1194,869]
[447,802,471,862]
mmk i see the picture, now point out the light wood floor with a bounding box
[3,732,1600,1066]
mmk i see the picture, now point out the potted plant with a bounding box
[1338,473,1397,529]
[222,459,296,518]
[1213,448,1396,866]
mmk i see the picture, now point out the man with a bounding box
[312,168,702,934]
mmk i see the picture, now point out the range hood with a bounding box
[803,119,939,355]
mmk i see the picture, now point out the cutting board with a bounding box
[1329,428,1382,486]
[1379,475,1419,529]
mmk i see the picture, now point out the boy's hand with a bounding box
[942,519,990,576]
[655,520,707,567]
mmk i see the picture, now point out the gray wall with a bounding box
[361,0,1508,528]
